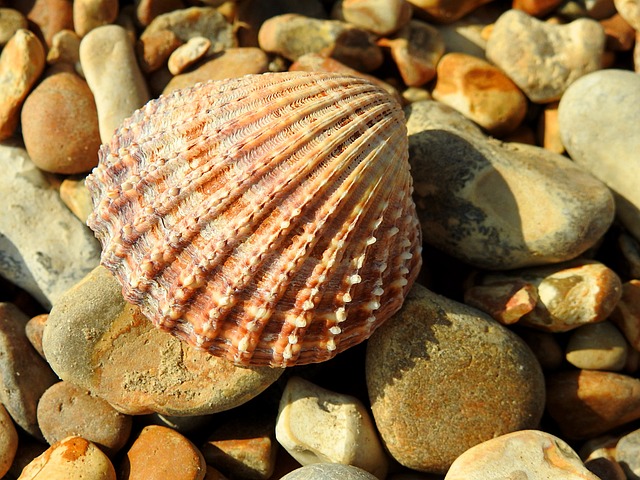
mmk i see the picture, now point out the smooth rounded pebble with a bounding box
[444,430,600,479]
[366,283,545,473]
[43,266,283,416]
[405,100,614,270]
[275,376,388,479]
[79,24,150,143]
[21,71,101,174]
[332,0,412,35]
[486,9,604,102]
[120,425,206,480]
[37,381,132,457]
[17,436,116,480]
[0,8,28,46]
[558,69,640,242]
[0,404,18,478]
[280,463,379,480]
[73,0,118,37]
[566,321,628,371]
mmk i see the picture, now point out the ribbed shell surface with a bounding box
[86,71,422,367]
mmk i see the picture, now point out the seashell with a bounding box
[86,71,422,367]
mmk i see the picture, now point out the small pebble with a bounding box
[407,0,494,23]
[0,8,28,46]
[280,463,378,480]
[518,329,565,371]
[444,430,599,479]
[59,177,94,223]
[584,447,626,480]
[43,266,283,416]
[137,29,182,73]
[600,12,636,50]
[73,0,119,37]
[434,4,502,57]
[275,376,388,479]
[21,71,101,174]
[15,0,74,47]
[537,101,564,154]
[135,0,186,26]
[614,428,640,479]
[512,0,564,16]
[378,20,445,87]
[486,9,604,102]
[0,29,45,140]
[431,52,527,136]
[366,283,545,473]
[37,381,133,457]
[566,321,628,371]
[80,24,150,143]
[331,0,412,35]
[46,29,81,66]
[121,425,206,480]
[18,436,116,480]
[546,369,640,439]
[25,313,47,358]
[463,279,539,325]
[167,36,211,75]
[258,14,383,72]
[0,404,18,478]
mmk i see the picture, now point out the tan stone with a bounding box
[537,101,564,154]
[566,321,628,371]
[25,313,47,359]
[59,177,94,223]
[615,0,640,30]
[600,12,636,50]
[46,29,81,66]
[168,36,211,74]
[407,0,495,23]
[332,0,412,36]
[137,28,182,73]
[15,0,74,47]
[0,404,18,478]
[73,0,119,37]
[512,0,563,16]
[612,280,640,351]
[0,8,28,46]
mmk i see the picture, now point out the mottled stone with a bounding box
[566,321,628,371]
[407,0,496,22]
[444,430,599,479]
[79,24,150,143]
[43,266,283,416]
[546,369,640,439]
[18,436,116,480]
[432,52,527,136]
[25,313,47,358]
[0,404,18,478]
[405,100,614,270]
[0,303,58,439]
[378,20,444,87]
[37,381,132,457]
[280,463,378,480]
[258,14,383,72]
[486,9,604,102]
[559,69,640,242]
[0,29,45,140]
[121,425,206,480]
[21,71,101,174]
[0,142,101,308]
[366,283,545,473]
[331,0,412,35]
[275,376,388,479]
[73,0,119,37]
[167,36,211,75]
[0,8,27,46]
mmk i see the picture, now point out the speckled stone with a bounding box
[18,436,116,480]
[405,100,614,270]
[0,404,18,478]
[566,321,628,371]
[366,283,545,473]
[486,9,604,102]
[37,381,132,457]
[444,430,599,479]
[43,266,284,416]
[280,463,378,480]
[121,425,206,480]
[558,69,640,242]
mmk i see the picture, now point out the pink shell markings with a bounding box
[86,71,422,367]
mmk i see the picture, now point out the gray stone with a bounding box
[280,463,378,480]
[558,69,640,242]
[405,100,614,270]
[0,142,101,308]
[366,283,545,474]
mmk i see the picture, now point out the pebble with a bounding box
[0,404,18,478]
[546,369,640,439]
[135,0,185,26]
[431,52,527,136]
[280,463,379,480]
[612,280,640,350]
[444,430,599,479]
[434,4,502,57]
[566,321,628,371]
[512,0,564,16]
[486,9,605,103]
[614,428,640,479]
[162,47,270,93]
[377,20,444,87]
[18,436,117,480]
[615,0,640,30]
[331,0,412,35]
[0,8,28,46]
[600,12,636,50]
[73,0,119,37]
[258,14,383,72]
[167,36,211,75]
[21,71,101,174]
[366,283,545,473]
[46,29,81,66]
[37,381,133,457]
[137,29,182,73]
[0,303,58,439]
[275,376,388,479]
[464,260,623,332]
[0,142,101,308]
[404,100,614,270]
[43,266,283,416]
[558,69,640,242]
[59,177,94,223]
[25,313,47,358]
[79,24,150,143]
[15,0,74,47]
[0,29,45,141]
[407,0,494,23]
[121,425,206,480]
[201,413,277,479]
[584,446,627,480]
[537,101,564,154]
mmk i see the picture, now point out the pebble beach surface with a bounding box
[1,0,640,478]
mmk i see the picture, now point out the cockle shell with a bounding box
[86,71,422,367]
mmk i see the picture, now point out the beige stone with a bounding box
[59,177,94,223]
[46,29,81,66]
[0,8,28,46]
[168,36,211,75]
[332,0,412,35]
[73,0,119,37]
[566,321,628,371]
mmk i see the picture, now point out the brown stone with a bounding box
[135,0,186,27]
[137,28,182,73]
[600,12,636,51]
[121,425,206,480]
[0,7,27,46]
[15,0,74,47]
[25,313,47,359]
[73,0,119,37]
[512,0,563,17]
[0,404,17,478]
[408,0,495,23]
[611,279,640,350]
[463,279,538,324]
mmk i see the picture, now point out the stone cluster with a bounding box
[1,0,640,478]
